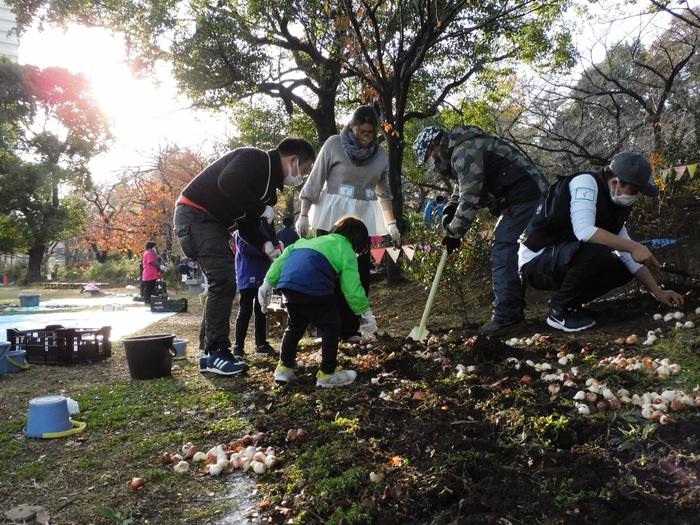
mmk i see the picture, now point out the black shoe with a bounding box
[547,308,595,332]
[255,342,276,356]
[233,345,246,359]
[478,318,527,337]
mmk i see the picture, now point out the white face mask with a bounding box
[610,179,638,207]
[283,158,303,187]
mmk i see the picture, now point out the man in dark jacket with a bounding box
[413,125,549,337]
[174,138,315,375]
[519,152,684,332]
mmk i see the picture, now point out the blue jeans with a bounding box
[174,204,237,353]
[490,200,540,323]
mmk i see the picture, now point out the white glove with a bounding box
[257,281,274,309]
[159,264,167,271]
[261,205,275,223]
[387,222,401,249]
[263,241,282,261]
[296,215,309,238]
[360,310,377,336]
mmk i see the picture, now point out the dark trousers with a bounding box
[174,204,237,353]
[234,287,267,348]
[521,242,634,311]
[317,229,370,339]
[280,296,341,375]
[490,200,540,323]
[143,280,157,304]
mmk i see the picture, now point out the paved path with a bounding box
[0,294,177,342]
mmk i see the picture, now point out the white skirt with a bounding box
[308,190,388,235]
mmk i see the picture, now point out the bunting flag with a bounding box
[370,248,386,264]
[673,165,687,176]
[402,244,416,261]
[386,247,402,263]
[687,164,698,178]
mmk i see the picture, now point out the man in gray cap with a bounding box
[519,152,684,331]
[413,125,549,337]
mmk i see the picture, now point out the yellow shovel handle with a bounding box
[7,356,29,370]
[42,419,87,439]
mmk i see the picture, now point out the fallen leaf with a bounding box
[492,377,510,386]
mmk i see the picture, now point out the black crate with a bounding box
[150,297,188,313]
[7,325,112,366]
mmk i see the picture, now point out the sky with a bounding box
[15,5,665,184]
[18,25,231,181]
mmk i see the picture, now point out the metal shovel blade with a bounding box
[408,248,448,341]
[660,263,692,278]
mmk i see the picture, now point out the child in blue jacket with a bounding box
[233,229,276,358]
[258,216,377,388]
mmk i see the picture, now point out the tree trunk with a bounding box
[25,244,46,284]
[385,135,405,285]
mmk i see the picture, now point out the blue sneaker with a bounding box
[206,350,250,376]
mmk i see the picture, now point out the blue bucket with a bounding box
[0,341,9,375]
[6,349,28,372]
[173,339,188,360]
[24,395,86,438]
[19,294,41,307]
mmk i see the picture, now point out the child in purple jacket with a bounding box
[233,229,276,358]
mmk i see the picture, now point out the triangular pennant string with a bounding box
[402,245,415,261]
[673,165,686,176]
[370,248,386,265]
[687,164,698,178]
[386,247,401,263]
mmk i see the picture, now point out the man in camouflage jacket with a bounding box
[413,125,549,337]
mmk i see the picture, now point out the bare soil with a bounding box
[3,263,700,525]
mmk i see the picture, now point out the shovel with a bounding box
[408,248,448,341]
[659,263,692,278]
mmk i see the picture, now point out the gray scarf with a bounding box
[340,126,379,166]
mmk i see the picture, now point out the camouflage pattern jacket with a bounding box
[436,125,549,236]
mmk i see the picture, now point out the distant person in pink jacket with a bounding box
[142,241,164,304]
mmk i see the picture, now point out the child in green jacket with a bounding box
[258,216,377,388]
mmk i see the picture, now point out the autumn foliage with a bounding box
[82,148,206,261]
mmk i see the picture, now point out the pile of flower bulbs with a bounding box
[597,354,681,378]
[497,334,699,423]
[572,378,700,423]
[652,310,697,330]
[161,434,279,477]
[505,333,553,347]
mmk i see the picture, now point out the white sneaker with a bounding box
[316,367,357,388]
[274,364,297,384]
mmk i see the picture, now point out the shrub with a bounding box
[403,211,492,323]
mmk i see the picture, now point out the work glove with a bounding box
[387,221,401,249]
[296,215,310,238]
[441,235,461,255]
[159,264,167,272]
[441,204,456,230]
[261,205,276,224]
[263,241,282,261]
[257,280,274,309]
[359,310,377,336]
